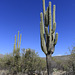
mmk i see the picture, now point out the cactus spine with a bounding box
[40,0,58,75]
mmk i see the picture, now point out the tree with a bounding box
[40,0,58,75]
[69,46,75,74]
[21,48,46,75]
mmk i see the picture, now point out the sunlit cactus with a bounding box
[13,31,22,56]
[13,31,22,72]
[13,35,16,55]
[17,31,19,48]
[40,0,58,75]
[19,33,22,49]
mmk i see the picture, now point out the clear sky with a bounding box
[0,0,75,57]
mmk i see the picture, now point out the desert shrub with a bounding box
[21,48,46,74]
[0,48,46,75]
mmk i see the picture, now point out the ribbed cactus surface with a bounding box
[40,0,58,75]
[40,0,58,55]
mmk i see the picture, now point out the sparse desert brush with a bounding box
[0,70,9,75]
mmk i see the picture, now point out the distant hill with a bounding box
[41,55,70,61]
[41,55,71,69]
[0,54,71,61]
[53,55,70,61]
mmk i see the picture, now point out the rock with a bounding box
[53,70,66,75]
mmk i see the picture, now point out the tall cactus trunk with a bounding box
[46,54,52,75]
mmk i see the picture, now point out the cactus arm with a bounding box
[13,44,15,56]
[13,35,16,56]
[17,31,19,48]
[54,33,58,45]
[40,13,47,55]
[14,35,16,50]
[40,35,47,55]
[40,22,43,38]
[19,34,22,49]
[14,35,16,55]
[40,13,44,34]
[48,2,52,52]
[40,28,47,54]
[52,23,56,43]
[53,5,55,25]
[13,44,15,52]
[14,35,16,49]
[40,35,43,51]
[43,0,45,21]
[53,5,56,43]
[45,27,48,36]
[49,2,52,35]
[53,23,56,33]
[45,7,49,27]
[45,26,48,48]
[45,7,49,46]
[15,35,16,44]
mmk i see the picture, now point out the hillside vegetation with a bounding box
[0,47,75,75]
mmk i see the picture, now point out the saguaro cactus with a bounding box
[13,31,22,57]
[40,0,58,75]
[13,31,22,72]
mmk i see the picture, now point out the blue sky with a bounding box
[0,0,75,57]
